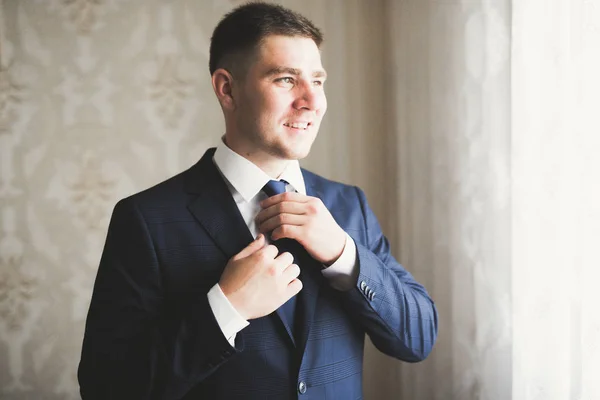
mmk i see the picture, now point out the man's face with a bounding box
[232,35,327,161]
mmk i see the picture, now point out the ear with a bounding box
[212,68,236,111]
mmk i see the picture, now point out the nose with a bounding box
[293,82,326,112]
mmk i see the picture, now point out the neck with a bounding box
[223,136,289,179]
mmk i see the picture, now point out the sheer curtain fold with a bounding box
[388,1,511,399]
[387,0,600,399]
[511,1,600,399]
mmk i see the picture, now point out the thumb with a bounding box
[234,234,265,260]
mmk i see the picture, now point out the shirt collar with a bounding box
[213,140,306,202]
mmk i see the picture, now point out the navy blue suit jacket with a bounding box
[78,148,438,399]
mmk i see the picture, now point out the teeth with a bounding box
[285,122,309,129]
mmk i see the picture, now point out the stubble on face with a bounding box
[227,35,327,171]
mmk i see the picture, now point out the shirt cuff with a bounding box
[321,233,359,291]
[207,283,250,347]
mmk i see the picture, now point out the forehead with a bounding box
[252,35,324,74]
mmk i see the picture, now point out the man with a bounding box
[78,2,438,399]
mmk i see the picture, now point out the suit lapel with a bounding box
[185,149,255,262]
[184,151,326,351]
[184,149,302,347]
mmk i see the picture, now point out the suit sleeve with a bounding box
[339,187,438,362]
[78,198,241,400]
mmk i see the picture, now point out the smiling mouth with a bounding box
[283,122,311,130]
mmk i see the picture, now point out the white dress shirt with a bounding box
[207,141,359,346]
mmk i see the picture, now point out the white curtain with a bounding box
[511,0,600,399]
[389,0,600,399]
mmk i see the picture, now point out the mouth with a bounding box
[283,121,312,131]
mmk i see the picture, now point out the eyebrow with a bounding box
[264,66,327,79]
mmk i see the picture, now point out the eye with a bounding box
[313,80,324,87]
[276,77,295,85]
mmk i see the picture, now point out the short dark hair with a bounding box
[209,2,323,77]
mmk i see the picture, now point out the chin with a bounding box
[284,145,312,160]
[269,141,313,161]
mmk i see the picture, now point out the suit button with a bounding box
[298,380,307,394]
[360,281,367,290]
[369,292,375,301]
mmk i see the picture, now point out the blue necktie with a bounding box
[262,179,299,339]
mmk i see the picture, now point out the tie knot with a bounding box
[263,180,288,197]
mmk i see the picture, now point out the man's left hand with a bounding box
[256,192,346,266]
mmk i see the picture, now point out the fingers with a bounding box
[234,234,265,260]
[287,278,303,297]
[259,192,309,209]
[256,201,307,225]
[267,252,294,278]
[258,214,305,235]
[259,244,280,260]
[282,263,300,282]
[271,225,300,242]
[275,251,294,266]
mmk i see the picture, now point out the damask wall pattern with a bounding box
[0,1,393,399]
[0,1,228,397]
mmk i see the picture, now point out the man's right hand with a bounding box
[218,234,302,320]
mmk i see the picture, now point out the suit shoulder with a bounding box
[301,168,363,198]
[112,148,218,213]
[114,162,203,213]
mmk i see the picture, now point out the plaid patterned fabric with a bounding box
[78,148,438,400]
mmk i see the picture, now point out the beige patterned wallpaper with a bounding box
[0,0,392,398]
